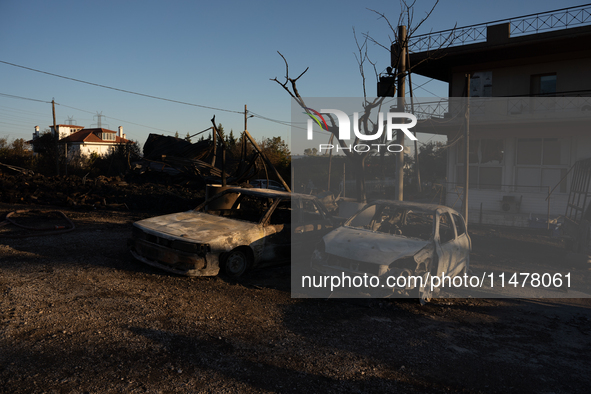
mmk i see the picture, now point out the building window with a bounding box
[101,132,115,141]
[530,73,556,96]
[456,139,504,189]
[515,138,569,193]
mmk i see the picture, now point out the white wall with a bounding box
[68,143,116,157]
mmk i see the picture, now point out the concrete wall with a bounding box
[450,57,591,97]
[445,132,591,226]
[68,143,116,157]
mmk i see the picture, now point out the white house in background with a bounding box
[60,126,131,156]
[32,125,131,157]
[33,124,84,140]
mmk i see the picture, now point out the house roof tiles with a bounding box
[59,128,131,144]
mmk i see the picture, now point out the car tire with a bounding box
[410,272,432,305]
[221,248,251,278]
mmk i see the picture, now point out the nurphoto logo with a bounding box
[304,108,417,153]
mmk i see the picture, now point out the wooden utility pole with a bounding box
[395,25,407,201]
[462,74,471,227]
[52,100,59,175]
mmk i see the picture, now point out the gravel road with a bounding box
[1,204,590,393]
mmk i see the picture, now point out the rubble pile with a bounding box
[0,170,206,213]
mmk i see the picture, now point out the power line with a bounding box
[57,103,178,135]
[0,92,51,103]
[0,60,244,115]
[0,92,183,135]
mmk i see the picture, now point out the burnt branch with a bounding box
[271,51,309,108]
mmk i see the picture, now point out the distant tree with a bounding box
[0,137,34,169]
[174,131,180,138]
[91,141,142,176]
[184,132,192,143]
[261,136,290,169]
[304,147,318,156]
[216,123,225,143]
[31,131,61,174]
[227,129,237,150]
[0,137,9,158]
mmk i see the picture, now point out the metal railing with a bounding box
[404,95,591,121]
[410,4,591,52]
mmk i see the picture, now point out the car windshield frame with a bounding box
[345,202,436,241]
[193,190,285,225]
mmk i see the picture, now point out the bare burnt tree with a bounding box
[272,0,453,202]
[271,50,387,202]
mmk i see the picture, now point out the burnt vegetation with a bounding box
[0,128,292,213]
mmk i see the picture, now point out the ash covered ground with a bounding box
[1,172,590,393]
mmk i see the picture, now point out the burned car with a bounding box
[128,188,335,277]
[310,200,471,302]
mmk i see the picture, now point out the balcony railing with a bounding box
[410,4,591,52]
[403,93,591,121]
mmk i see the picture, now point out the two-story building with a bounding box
[32,125,131,157]
[408,4,591,227]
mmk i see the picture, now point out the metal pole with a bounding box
[463,74,471,227]
[395,25,407,201]
[343,162,346,198]
[406,48,421,193]
[547,186,551,231]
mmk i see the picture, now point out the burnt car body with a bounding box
[128,188,335,277]
[249,179,287,191]
[310,200,471,302]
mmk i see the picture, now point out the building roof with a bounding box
[59,128,131,144]
[50,124,84,129]
[409,24,591,82]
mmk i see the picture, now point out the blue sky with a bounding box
[0,0,586,153]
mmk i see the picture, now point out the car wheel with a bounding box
[412,272,432,305]
[221,248,251,278]
[419,286,432,305]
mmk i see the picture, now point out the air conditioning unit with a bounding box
[500,195,522,213]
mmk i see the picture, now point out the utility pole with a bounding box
[342,162,346,198]
[406,49,421,193]
[462,74,471,227]
[395,25,407,201]
[52,99,59,175]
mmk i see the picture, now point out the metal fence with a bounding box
[410,4,591,52]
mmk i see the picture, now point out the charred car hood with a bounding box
[323,226,430,265]
[134,211,262,247]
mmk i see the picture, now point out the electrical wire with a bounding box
[0,60,244,114]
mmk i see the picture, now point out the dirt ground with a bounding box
[1,203,591,393]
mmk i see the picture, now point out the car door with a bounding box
[260,197,291,264]
[435,211,463,277]
[292,198,333,259]
[451,213,470,274]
